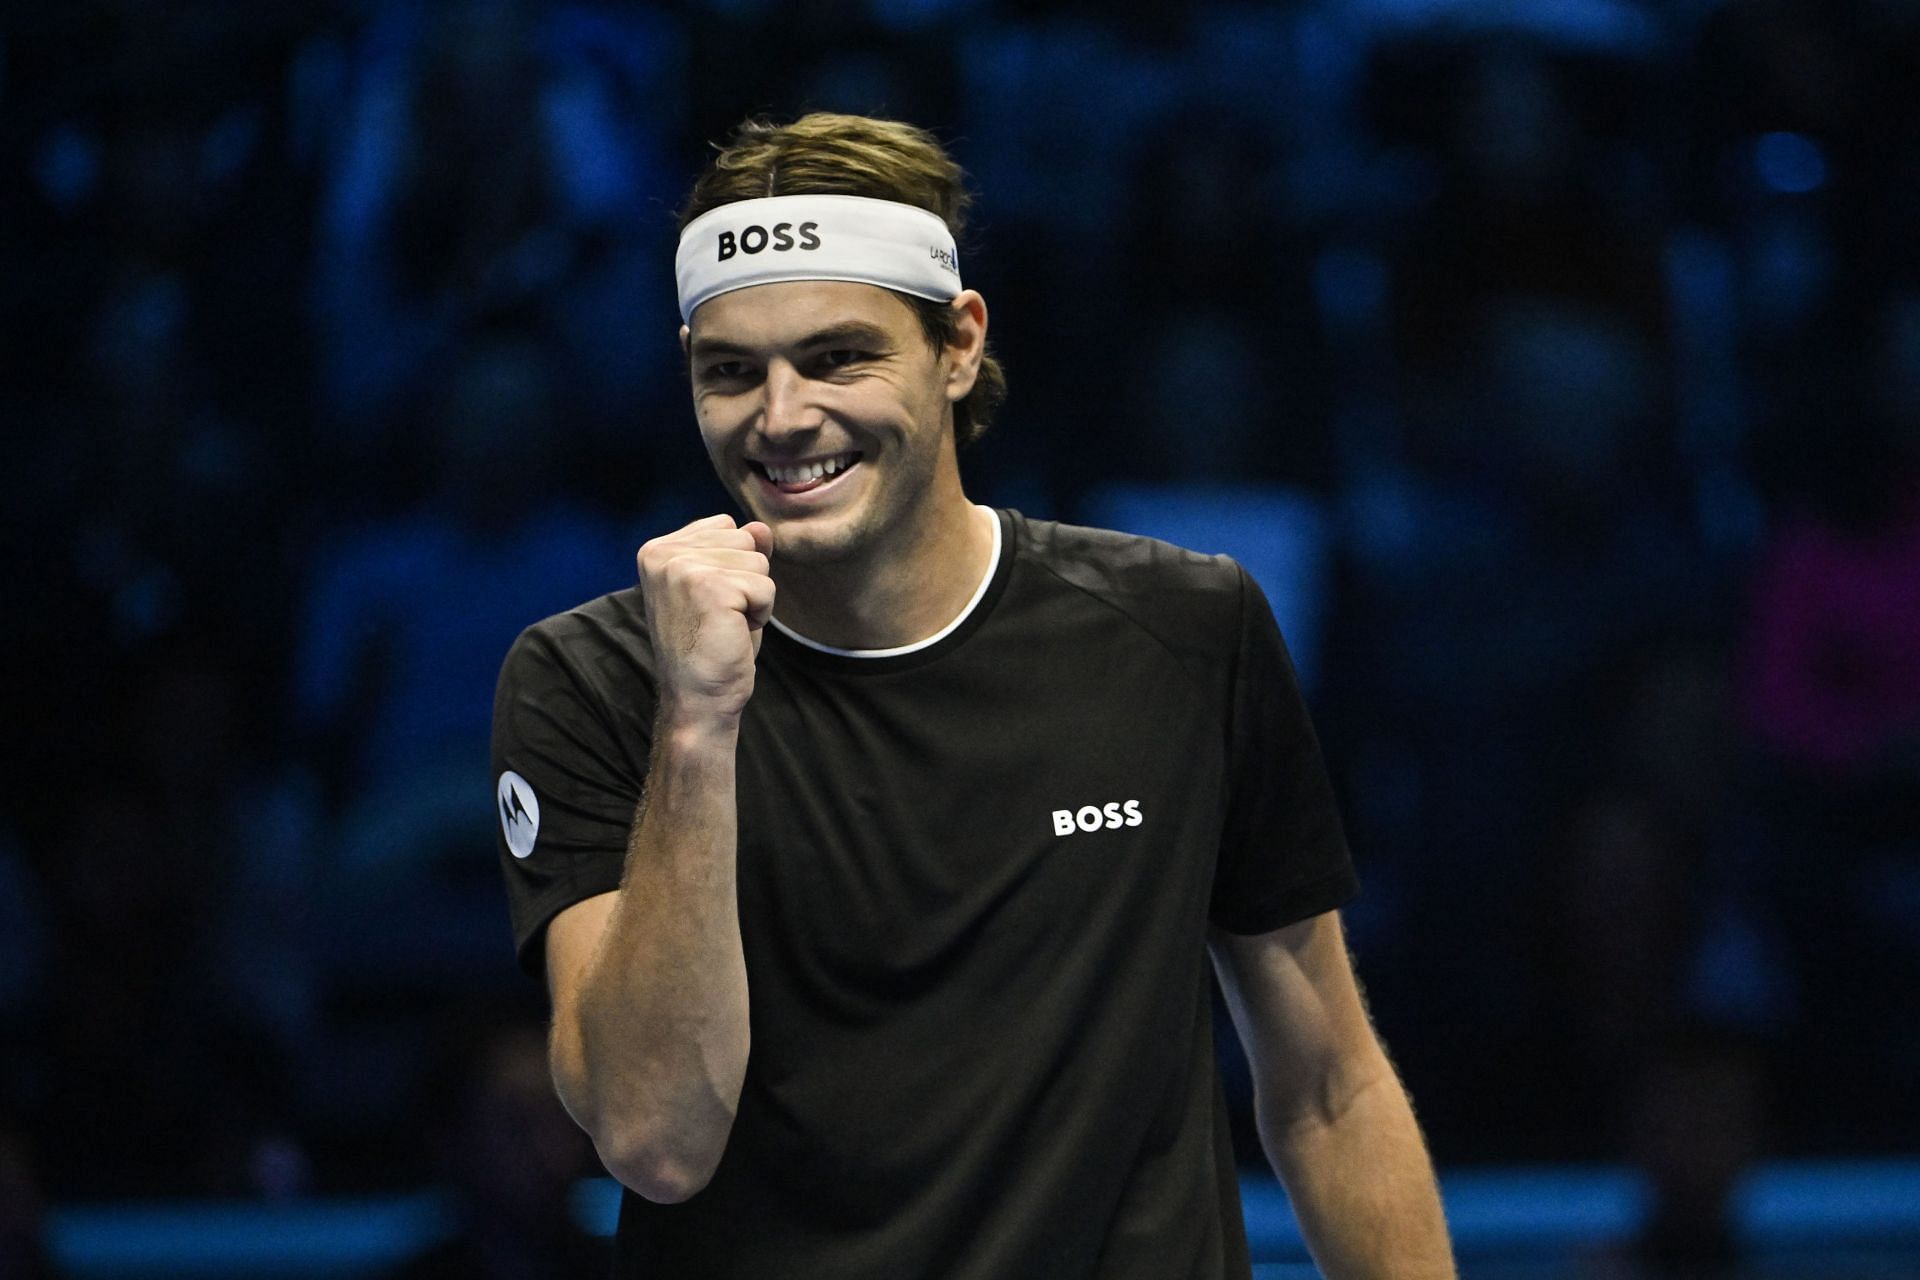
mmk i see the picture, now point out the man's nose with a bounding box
[760,362,821,440]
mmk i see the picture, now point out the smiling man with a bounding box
[491,113,1455,1279]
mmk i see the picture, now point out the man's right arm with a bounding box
[543,515,774,1204]
[546,718,749,1203]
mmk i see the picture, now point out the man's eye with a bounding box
[703,361,748,381]
[819,349,865,369]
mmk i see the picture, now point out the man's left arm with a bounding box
[1211,909,1456,1279]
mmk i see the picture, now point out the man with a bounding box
[492,112,1455,1278]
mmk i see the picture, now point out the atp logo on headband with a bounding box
[717,221,822,262]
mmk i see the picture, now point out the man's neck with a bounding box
[771,499,995,651]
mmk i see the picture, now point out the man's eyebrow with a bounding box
[688,335,755,359]
[794,321,893,350]
[689,321,894,360]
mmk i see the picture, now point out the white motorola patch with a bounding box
[497,771,540,860]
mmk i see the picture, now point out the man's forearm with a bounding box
[559,718,751,1202]
[1259,1050,1455,1279]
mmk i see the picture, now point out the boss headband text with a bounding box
[676,194,963,323]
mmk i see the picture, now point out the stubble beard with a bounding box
[756,419,953,572]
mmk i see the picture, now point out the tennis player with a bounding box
[492,112,1455,1278]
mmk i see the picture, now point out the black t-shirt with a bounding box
[491,508,1358,1279]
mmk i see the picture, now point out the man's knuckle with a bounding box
[696,575,738,609]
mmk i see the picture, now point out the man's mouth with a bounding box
[751,451,863,495]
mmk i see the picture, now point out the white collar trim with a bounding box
[769,506,1001,659]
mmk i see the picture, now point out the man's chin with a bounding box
[761,511,869,565]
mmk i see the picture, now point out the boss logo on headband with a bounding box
[716,221,822,262]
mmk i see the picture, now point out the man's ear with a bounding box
[679,324,691,358]
[945,290,988,403]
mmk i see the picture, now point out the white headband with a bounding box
[675,194,962,323]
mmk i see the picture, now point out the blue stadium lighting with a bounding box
[1754,131,1828,195]
[43,1161,1920,1273]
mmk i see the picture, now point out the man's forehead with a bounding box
[687,279,916,348]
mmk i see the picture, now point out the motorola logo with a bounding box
[498,770,541,859]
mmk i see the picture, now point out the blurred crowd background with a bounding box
[5,0,1920,1276]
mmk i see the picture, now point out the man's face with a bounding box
[685,280,966,565]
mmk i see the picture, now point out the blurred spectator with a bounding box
[1345,294,1700,804]
[1099,103,1332,494]
[1331,289,1716,1157]
[1735,292,1920,1146]
[0,836,50,1061]
[1607,639,1741,835]
[1691,0,1920,288]
[382,1015,608,1280]
[1585,1030,1769,1280]
[293,336,627,809]
[0,1121,67,1280]
[949,14,1186,502]
[313,0,681,453]
[1115,310,1284,485]
[1546,785,1708,1148]
[19,632,315,1200]
[1369,31,1671,381]
[7,4,316,730]
[683,0,961,166]
[286,338,628,1170]
[1629,1037,1765,1278]
[1743,295,1920,778]
[35,792,298,1199]
[1536,635,1790,1147]
[1742,475,1920,774]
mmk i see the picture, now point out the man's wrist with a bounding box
[656,705,743,755]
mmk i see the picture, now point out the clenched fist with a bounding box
[637,514,775,730]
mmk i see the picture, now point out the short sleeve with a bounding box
[491,619,652,978]
[1209,564,1360,933]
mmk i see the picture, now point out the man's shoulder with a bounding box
[1012,511,1245,608]
[1006,511,1248,653]
[502,585,654,690]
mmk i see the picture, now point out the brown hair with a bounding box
[679,113,1007,448]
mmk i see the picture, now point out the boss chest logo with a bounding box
[1052,800,1144,836]
[716,221,821,260]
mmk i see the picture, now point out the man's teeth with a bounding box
[764,454,857,485]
